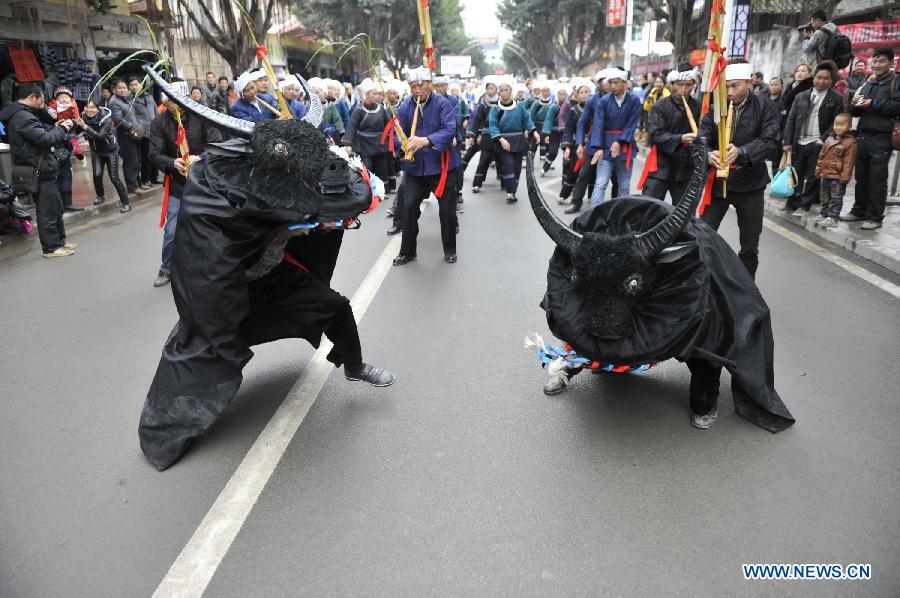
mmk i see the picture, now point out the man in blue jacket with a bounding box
[392,67,461,266]
[231,71,277,122]
[587,68,641,206]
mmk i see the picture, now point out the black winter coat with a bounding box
[148,110,222,198]
[782,88,844,147]
[0,102,67,180]
[850,73,900,135]
[699,93,781,194]
[648,95,701,182]
[80,107,118,155]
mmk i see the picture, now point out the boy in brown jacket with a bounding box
[814,113,858,227]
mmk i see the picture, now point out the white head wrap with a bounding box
[512,81,526,94]
[570,77,593,93]
[667,67,699,83]
[406,67,433,83]
[278,75,300,91]
[449,81,461,91]
[433,75,449,85]
[594,68,610,82]
[357,77,378,96]
[724,62,753,81]
[604,69,628,82]
[236,71,257,93]
[307,77,326,92]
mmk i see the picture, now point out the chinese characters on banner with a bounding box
[8,45,44,82]
[607,0,626,27]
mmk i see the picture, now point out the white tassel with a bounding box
[546,356,568,388]
[523,332,547,352]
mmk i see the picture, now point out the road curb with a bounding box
[0,188,163,259]
[764,197,900,276]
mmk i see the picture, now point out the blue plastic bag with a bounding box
[770,154,796,199]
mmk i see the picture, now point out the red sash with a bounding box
[637,145,658,190]
[159,175,171,228]
[380,116,398,153]
[433,148,451,199]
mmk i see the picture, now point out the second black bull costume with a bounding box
[526,140,794,432]
[139,68,395,471]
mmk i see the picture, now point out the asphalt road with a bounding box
[2,159,899,597]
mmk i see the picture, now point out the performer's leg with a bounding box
[544,131,561,171]
[497,150,517,196]
[590,160,613,207]
[641,177,669,201]
[509,151,525,198]
[473,147,493,189]
[398,175,427,258]
[668,178,689,204]
[687,358,721,428]
[699,195,730,232]
[734,189,765,279]
[437,172,458,257]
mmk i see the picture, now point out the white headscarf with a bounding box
[724,62,753,81]
[235,71,257,94]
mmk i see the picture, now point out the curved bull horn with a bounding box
[634,138,709,257]
[526,151,582,254]
[142,66,255,139]
[295,73,323,127]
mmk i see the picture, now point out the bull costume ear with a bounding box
[294,73,323,127]
[633,138,709,258]
[526,151,582,254]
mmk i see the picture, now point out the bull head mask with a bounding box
[527,140,709,340]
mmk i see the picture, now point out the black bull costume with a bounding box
[526,141,794,432]
[139,67,393,470]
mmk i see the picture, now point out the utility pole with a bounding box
[623,0,634,73]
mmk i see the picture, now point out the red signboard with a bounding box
[607,0,626,27]
[7,44,44,83]
[840,19,900,50]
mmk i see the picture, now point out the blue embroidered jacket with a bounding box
[587,91,641,161]
[394,93,460,176]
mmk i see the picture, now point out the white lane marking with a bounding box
[154,234,403,597]
[763,219,900,299]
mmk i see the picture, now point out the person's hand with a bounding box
[500,137,511,151]
[533,131,540,143]
[802,29,811,39]
[563,147,570,160]
[57,119,72,131]
[724,143,740,166]
[591,149,603,164]
[576,145,585,159]
[543,136,550,144]
[681,132,696,144]
[853,96,872,109]
[74,118,85,128]
[344,145,353,156]
[609,141,620,159]
[173,157,187,176]
[782,145,792,152]
[476,134,482,145]
[708,150,722,170]
[466,138,473,149]
[47,108,58,119]
[407,135,429,152]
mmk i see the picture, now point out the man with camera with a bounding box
[0,83,77,257]
[800,9,839,67]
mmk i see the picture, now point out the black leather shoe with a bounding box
[392,254,416,266]
[564,205,581,214]
[344,363,396,387]
[386,225,401,235]
[457,195,463,204]
[64,206,84,212]
[444,253,457,263]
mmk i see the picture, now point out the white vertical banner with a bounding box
[721,0,736,58]
[623,0,634,74]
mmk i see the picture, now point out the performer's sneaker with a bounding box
[557,197,569,205]
[564,205,581,214]
[690,407,718,429]
[154,271,171,287]
[392,254,416,266]
[506,194,517,204]
[817,217,838,228]
[444,253,457,264]
[543,376,567,396]
[386,225,401,235]
[471,186,480,194]
[344,363,396,387]
[839,212,864,222]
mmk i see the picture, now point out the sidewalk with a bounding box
[0,150,163,254]
[763,174,900,276]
